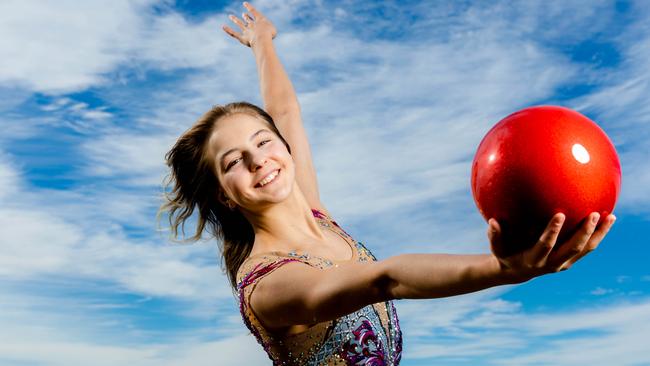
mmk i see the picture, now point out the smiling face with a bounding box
[207,112,295,212]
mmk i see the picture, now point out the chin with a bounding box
[264,185,294,204]
[245,183,294,208]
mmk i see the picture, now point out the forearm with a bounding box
[251,36,299,117]
[380,253,521,300]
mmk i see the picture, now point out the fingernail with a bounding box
[592,213,600,224]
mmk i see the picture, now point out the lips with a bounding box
[255,169,280,188]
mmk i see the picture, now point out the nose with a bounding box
[248,153,268,171]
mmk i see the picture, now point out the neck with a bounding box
[239,182,325,253]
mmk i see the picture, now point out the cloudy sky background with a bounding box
[1,0,649,365]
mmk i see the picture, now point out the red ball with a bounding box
[471,105,621,256]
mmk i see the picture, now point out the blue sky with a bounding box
[1,0,649,365]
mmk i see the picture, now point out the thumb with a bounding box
[487,218,499,237]
[487,218,503,255]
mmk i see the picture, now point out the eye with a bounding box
[225,140,271,171]
[226,158,241,170]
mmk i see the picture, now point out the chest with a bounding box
[302,227,354,262]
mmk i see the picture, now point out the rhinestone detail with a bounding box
[236,208,403,365]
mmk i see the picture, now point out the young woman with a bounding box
[160,3,616,365]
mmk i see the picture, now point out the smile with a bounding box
[257,169,280,187]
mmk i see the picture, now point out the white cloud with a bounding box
[0,0,149,93]
[1,0,649,365]
[0,283,261,365]
[40,97,74,112]
[397,287,514,337]
[564,4,650,217]
[617,275,630,283]
[0,208,82,277]
[496,300,650,366]
[0,291,268,366]
[0,209,228,305]
[400,294,650,365]
[77,0,580,224]
[591,287,615,295]
[0,153,230,305]
[0,0,232,94]
[0,155,20,201]
[133,11,230,71]
[81,132,175,186]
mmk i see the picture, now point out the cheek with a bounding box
[223,174,244,189]
[279,147,294,168]
[219,174,240,195]
[273,142,292,160]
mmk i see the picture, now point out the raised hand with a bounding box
[222,2,277,48]
[488,212,616,283]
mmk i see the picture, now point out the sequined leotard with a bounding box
[236,208,403,365]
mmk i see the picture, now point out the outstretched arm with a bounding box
[223,2,327,215]
[249,212,616,328]
[384,213,615,299]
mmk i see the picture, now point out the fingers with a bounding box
[547,212,600,270]
[533,212,566,258]
[558,214,616,269]
[223,3,274,46]
[222,25,242,41]
[228,14,247,30]
[531,213,565,263]
[224,3,256,38]
[243,1,262,19]
[585,214,616,252]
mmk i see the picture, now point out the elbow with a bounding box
[376,263,401,301]
[375,260,401,301]
[380,275,402,301]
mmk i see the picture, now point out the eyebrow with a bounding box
[219,128,272,167]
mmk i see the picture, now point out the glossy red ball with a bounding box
[471,105,621,256]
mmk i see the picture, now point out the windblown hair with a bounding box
[158,101,292,291]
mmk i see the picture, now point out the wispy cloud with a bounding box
[590,286,615,295]
[0,155,20,201]
[1,0,649,365]
[400,295,650,365]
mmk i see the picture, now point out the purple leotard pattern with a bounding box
[236,209,402,365]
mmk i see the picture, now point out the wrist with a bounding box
[489,255,530,285]
[251,33,274,50]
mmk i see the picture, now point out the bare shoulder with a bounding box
[311,203,334,220]
[248,259,323,329]
[248,257,387,329]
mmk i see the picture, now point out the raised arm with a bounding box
[223,2,327,215]
[249,212,615,329]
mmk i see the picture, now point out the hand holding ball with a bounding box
[471,106,621,257]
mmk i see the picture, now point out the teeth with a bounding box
[259,170,278,187]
